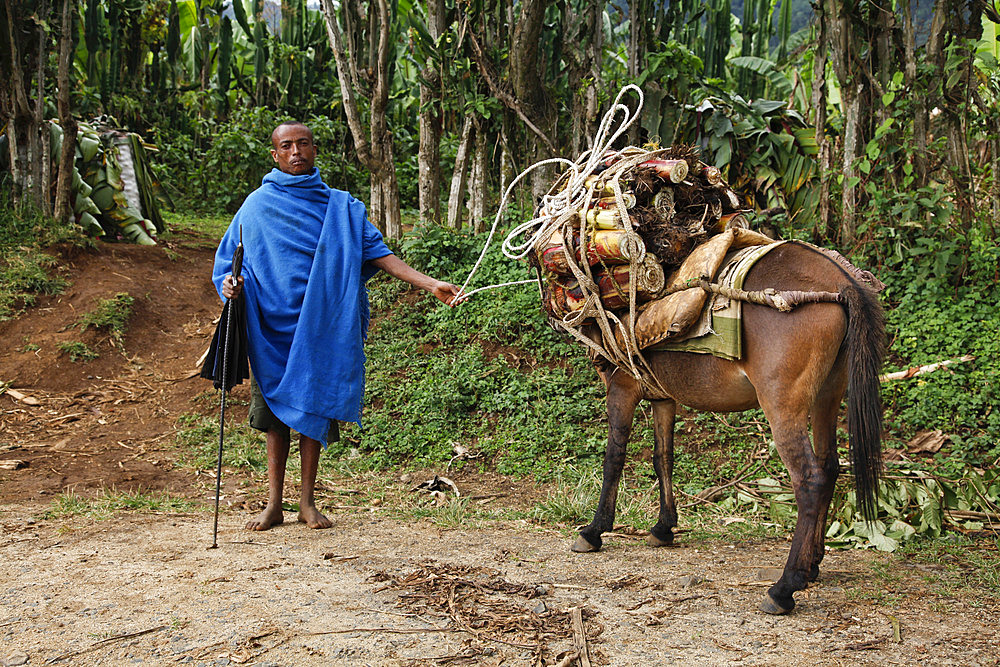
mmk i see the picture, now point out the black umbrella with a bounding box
[200,226,249,548]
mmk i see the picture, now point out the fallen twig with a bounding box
[45,624,167,663]
[880,354,975,382]
[570,607,592,667]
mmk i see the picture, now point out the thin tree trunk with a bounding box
[321,0,402,238]
[902,0,928,187]
[321,0,371,166]
[811,5,829,240]
[470,117,488,232]
[33,0,50,215]
[991,123,999,231]
[367,0,400,238]
[585,0,604,151]
[54,0,78,223]
[840,85,861,244]
[448,115,474,230]
[417,0,445,225]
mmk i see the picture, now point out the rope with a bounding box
[455,84,680,398]
[659,277,844,311]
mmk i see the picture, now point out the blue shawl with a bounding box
[212,168,392,444]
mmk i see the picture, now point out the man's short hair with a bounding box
[270,121,314,147]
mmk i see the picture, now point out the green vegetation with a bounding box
[173,412,268,474]
[42,488,196,520]
[57,340,99,362]
[0,194,83,320]
[75,292,136,343]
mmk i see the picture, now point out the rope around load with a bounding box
[455,84,679,397]
[661,277,845,311]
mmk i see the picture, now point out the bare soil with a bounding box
[1,236,998,666]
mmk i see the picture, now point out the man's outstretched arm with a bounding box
[372,254,462,306]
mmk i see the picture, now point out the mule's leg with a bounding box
[759,416,829,615]
[572,374,642,553]
[806,372,848,581]
[647,399,678,547]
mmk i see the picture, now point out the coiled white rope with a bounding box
[455,84,646,301]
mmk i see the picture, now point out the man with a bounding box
[213,121,460,531]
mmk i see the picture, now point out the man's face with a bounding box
[270,125,316,175]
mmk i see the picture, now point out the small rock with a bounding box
[532,601,548,615]
[3,651,29,667]
[677,575,705,588]
[399,473,412,484]
[534,584,550,597]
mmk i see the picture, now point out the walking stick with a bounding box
[209,228,244,549]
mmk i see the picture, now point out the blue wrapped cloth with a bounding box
[213,168,392,444]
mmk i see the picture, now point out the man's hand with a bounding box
[222,275,243,300]
[431,281,463,307]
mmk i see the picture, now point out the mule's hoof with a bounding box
[571,535,601,553]
[646,532,673,548]
[759,594,794,615]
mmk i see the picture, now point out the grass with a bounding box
[160,210,233,240]
[0,250,68,320]
[75,292,135,341]
[0,191,93,320]
[57,340,99,362]
[42,488,196,520]
[173,412,268,474]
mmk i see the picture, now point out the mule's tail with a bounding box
[841,283,886,522]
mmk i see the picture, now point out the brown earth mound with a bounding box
[0,231,233,502]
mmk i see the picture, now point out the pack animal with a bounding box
[571,241,885,615]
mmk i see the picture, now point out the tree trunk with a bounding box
[811,1,830,240]
[367,0,401,238]
[840,85,861,244]
[54,0,79,223]
[584,0,604,151]
[447,115,475,230]
[417,0,446,225]
[1,0,49,211]
[321,0,403,238]
[33,0,51,215]
[991,122,1000,230]
[509,0,555,200]
[902,0,928,187]
[470,117,488,232]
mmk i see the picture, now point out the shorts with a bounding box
[249,374,340,443]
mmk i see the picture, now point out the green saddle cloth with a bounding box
[653,241,785,360]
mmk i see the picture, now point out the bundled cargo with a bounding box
[548,255,665,317]
[539,228,645,275]
[534,143,749,323]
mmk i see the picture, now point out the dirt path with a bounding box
[1,506,997,666]
[1,237,998,666]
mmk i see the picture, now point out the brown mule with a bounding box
[570,242,885,615]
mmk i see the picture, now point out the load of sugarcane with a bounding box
[532,145,749,322]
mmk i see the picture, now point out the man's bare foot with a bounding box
[297,504,332,529]
[245,504,284,531]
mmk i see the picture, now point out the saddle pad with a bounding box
[653,241,786,360]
